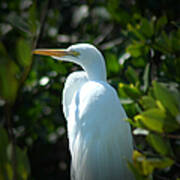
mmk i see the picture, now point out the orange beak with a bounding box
[32,49,79,57]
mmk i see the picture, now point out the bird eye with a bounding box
[69,51,80,57]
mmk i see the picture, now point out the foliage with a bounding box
[0,0,179,179]
[0,126,30,180]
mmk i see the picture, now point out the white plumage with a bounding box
[33,43,134,180]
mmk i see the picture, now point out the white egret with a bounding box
[33,44,134,180]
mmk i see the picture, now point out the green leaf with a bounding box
[0,126,9,150]
[16,147,31,180]
[119,83,142,100]
[147,133,174,157]
[140,18,154,38]
[143,63,150,92]
[28,2,38,35]
[7,13,30,35]
[0,43,19,104]
[127,162,146,180]
[153,81,179,116]
[0,126,11,180]
[139,96,157,110]
[132,150,154,176]
[135,107,179,132]
[16,39,32,67]
[5,163,13,180]
[156,16,167,32]
[7,145,31,180]
[125,66,139,85]
[0,126,9,162]
[127,24,145,41]
[146,157,174,169]
[132,150,174,176]
[106,53,120,74]
[132,57,146,68]
[134,108,166,133]
[126,43,142,58]
[126,42,149,58]
[162,31,171,51]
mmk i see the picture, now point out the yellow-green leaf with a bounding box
[140,96,157,110]
[132,150,174,177]
[16,39,32,67]
[153,81,179,116]
[140,18,154,38]
[156,16,167,32]
[134,108,166,133]
[119,83,142,100]
[0,43,19,104]
[147,133,174,157]
[125,66,139,85]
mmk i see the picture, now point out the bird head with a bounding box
[33,43,106,81]
[33,43,102,66]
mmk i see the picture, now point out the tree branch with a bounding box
[5,104,17,180]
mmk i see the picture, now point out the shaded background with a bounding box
[0,0,180,180]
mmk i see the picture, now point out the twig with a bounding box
[165,134,180,139]
[18,0,51,91]
[5,104,17,180]
[154,174,169,180]
[99,38,123,50]
[93,25,113,45]
[35,0,51,48]
[9,1,51,179]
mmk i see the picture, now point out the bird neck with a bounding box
[82,60,107,81]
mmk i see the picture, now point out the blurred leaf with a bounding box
[132,150,153,176]
[135,107,179,133]
[7,13,30,35]
[107,1,131,25]
[156,100,166,112]
[0,23,13,36]
[156,16,167,33]
[0,127,13,180]
[146,157,174,169]
[16,39,32,67]
[126,43,142,58]
[125,66,139,85]
[0,126,9,150]
[7,145,30,180]
[126,42,149,58]
[126,118,138,127]
[140,96,157,110]
[171,30,180,52]
[143,63,150,92]
[161,31,171,51]
[132,150,174,176]
[134,108,165,133]
[147,133,174,157]
[16,146,30,180]
[0,126,9,163]
[119,83,142,100]
[28,2,38,35]
[140,18,154,38]
[153,81,179,116]
[0,43,19,104]
[128,162,146,180]
[127,24,145,41]
[5,163,13,180]
[132,57,146,68]
[106,53,120,74]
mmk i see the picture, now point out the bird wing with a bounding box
[62,71,88,119]
[68,81,134,180]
